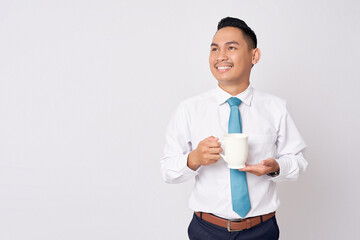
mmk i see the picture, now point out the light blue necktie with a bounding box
[227,97,251,218]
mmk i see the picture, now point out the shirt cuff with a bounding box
[179,153,199,175]
[162,153,199,183]
[268,156,292,182]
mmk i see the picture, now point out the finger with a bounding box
[209,147,222,154]
[262,159,275,168]
[238,164,256,171]
[239,166,263,176]
[261,160,269,167]
[201,137,214,145]
[208,154,221,161]
[206,136,219,141]
[206,141,221,148]
[203,157,220,165]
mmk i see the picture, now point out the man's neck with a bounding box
[218,81,250,96]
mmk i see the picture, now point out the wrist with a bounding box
[187,151,200,171]
[267,161,280,177]
[267,169,280,177]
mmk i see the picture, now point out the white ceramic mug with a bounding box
[219,133,248,169]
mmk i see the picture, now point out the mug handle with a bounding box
[218,140,226,162]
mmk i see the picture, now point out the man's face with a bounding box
[209,27,255,86]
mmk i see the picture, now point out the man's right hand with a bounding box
[187,136,222,171]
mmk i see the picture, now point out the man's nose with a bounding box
[217,50,228,62]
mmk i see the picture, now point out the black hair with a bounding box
[217,17,257,49]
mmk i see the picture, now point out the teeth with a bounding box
[217,66,231,70]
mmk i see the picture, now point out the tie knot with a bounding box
[227,97,242,107]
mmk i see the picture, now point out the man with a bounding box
[161,17,307,240]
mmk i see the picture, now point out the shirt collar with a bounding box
[215,84,253,106]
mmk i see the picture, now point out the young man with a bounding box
[161,17,307,240]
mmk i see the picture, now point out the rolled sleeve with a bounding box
[272,102,308,182]
[161,153,198,183]
[272,152,308,182]
[160,103,198,183]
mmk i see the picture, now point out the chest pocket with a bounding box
[247,134,277,164]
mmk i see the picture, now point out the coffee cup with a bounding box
[219,133,248,169]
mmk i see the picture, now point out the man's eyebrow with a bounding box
[225,41,240,45]
[210,41,240,47]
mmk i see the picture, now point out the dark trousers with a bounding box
[188,213,280,240]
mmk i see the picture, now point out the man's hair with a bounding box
[217,17,257,49]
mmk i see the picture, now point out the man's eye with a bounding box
[229,46,236,50]
[211,48,218,52]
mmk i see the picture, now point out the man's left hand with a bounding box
[239,158,280,176]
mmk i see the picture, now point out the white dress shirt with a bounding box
[161,85,307,219]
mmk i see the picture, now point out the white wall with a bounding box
[0,0,359,239]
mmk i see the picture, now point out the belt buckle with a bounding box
[227,220,243,232]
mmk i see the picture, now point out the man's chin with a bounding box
[216,78,250,87]
[215,77,235,84]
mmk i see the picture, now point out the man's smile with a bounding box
[216,65,233,72]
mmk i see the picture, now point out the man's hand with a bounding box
[187,136,222,171]
[239,158,280,176]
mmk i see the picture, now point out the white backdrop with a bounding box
[1,0,359,239]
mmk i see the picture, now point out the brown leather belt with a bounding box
[195,211,276,232]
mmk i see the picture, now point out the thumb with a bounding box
[208,136,219,141]
[261,159,272,166]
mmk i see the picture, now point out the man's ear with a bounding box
[252,48,261,65]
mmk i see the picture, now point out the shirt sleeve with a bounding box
[271,102,308,182]
[160,102,198,184]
